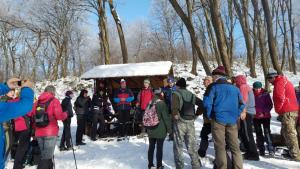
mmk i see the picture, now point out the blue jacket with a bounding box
[0,84,34,169]
[203,78,245,125]
[162,86,176,113]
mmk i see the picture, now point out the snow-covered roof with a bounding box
[81,61,173,79]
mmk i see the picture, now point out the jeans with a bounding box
[37,136,56,169]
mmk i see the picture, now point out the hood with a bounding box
[235,75,247,87]
[38,92,55,103]
[274,75,286,84]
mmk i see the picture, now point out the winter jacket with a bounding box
[163,86,176,113]
[0,84,34,169]
[235,75,256,115]
[203,77,245,125]
[61,97,73,117]
[113,88,134,111]
[137,87,154,111]
[147,96,172,139]
[30,92,67,137]
[10,98,31,132]
[253,89,273,119]
[273,75,298,114]
[74,96,91,115]
[91,90,112,114]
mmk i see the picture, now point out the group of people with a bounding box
[1,65,300,169]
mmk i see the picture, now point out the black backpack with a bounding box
[34,98,53,128]
[178,91,195,120]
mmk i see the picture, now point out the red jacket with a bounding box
[273,75,298,114]
[30,92,67,137]
[137,88,154,110]
[7,98,30,132]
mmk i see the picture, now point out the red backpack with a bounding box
[143,100,160,129]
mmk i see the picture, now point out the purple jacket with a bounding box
[254,89,273,119]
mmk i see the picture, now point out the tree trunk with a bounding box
[97,0,110,64]
[233,0,256,77]
[108,0,128,63]
[169,0,211,75]
[286,0,296,74]
[261,0,282,74]
[208,0,232,76]
[187,0,197,75]
[252,0,269,89]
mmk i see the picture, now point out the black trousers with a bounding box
[91,113,105,139]
[148,138,164,168]
[118,110,131,137]
[239,114,259,157]
[13,130,31,169]
[198,123,211,157]
[37,159,53,169]
[76,114,86,143]
[60,117,72,148]
[253,118,274,152]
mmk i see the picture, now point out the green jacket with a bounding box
[147,96,172,139]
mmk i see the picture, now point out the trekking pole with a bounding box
[70,136,78,169]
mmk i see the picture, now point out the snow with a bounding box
[81,61,173,79]
[5,61,300,169]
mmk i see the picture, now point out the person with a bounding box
[0,78,34,169]
[10,91,32,169]
[203,66,245,169]
[162,77,176,141]
[147,88,171,169]
[30,85,67,169]
[113,79,134,137]
[74,89,91,145]
[59,91,74,151]
[252,81,274,156]
[91,81,112,140]
[198,76,213,157]
[136,78,154,137]
[295,81,300,105]
[235,75,259,161]
[267,71,300,161]
[172,78,201,169]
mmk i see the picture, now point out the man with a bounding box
[113,79,134,137]
[172,78,201,169]
[136,78,153,137]
[203,66,245,169]
[267,71,300,161]
[198,76,213,157]
[0,78,34,169]
[30,85,67,169]
[60,91,74,151]
[91,81,112,140]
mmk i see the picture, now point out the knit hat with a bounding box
[266,70,278,79]
[167,77,175,83]
[212,66,227,76]
[65,90,73,97]
[120,79,126,84]
[253,81,262,89]
[154,88,162,95]
[144,78,150,84]
[176,78,187,88]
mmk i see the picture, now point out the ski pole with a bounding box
[70,135,78,169]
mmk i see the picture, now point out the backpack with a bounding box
[34,98,54,128]
[143,100,160,129]
[178,91,195,120]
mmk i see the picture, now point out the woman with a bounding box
[252,81,274,156]
[147,88,171,169]
[74,89,91,145]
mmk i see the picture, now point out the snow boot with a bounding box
[198,139,209,157]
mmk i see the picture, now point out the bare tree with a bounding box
[286,0,296,74]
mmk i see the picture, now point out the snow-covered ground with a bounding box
[6,62,300,169]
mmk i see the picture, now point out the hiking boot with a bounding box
[198,140,209,157]
[148,165,155,169]
[91,138,97,141]
[157,166,164,169]
[268,150,275,157]
[66,146,73,151]
[59,147,67,151]
[76,142,86,146]
[243,153,260,161]
[259,149,265,156]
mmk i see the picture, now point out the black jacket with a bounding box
[74,96,91,115]
[61,97,73,117]
[91,90,111,114]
